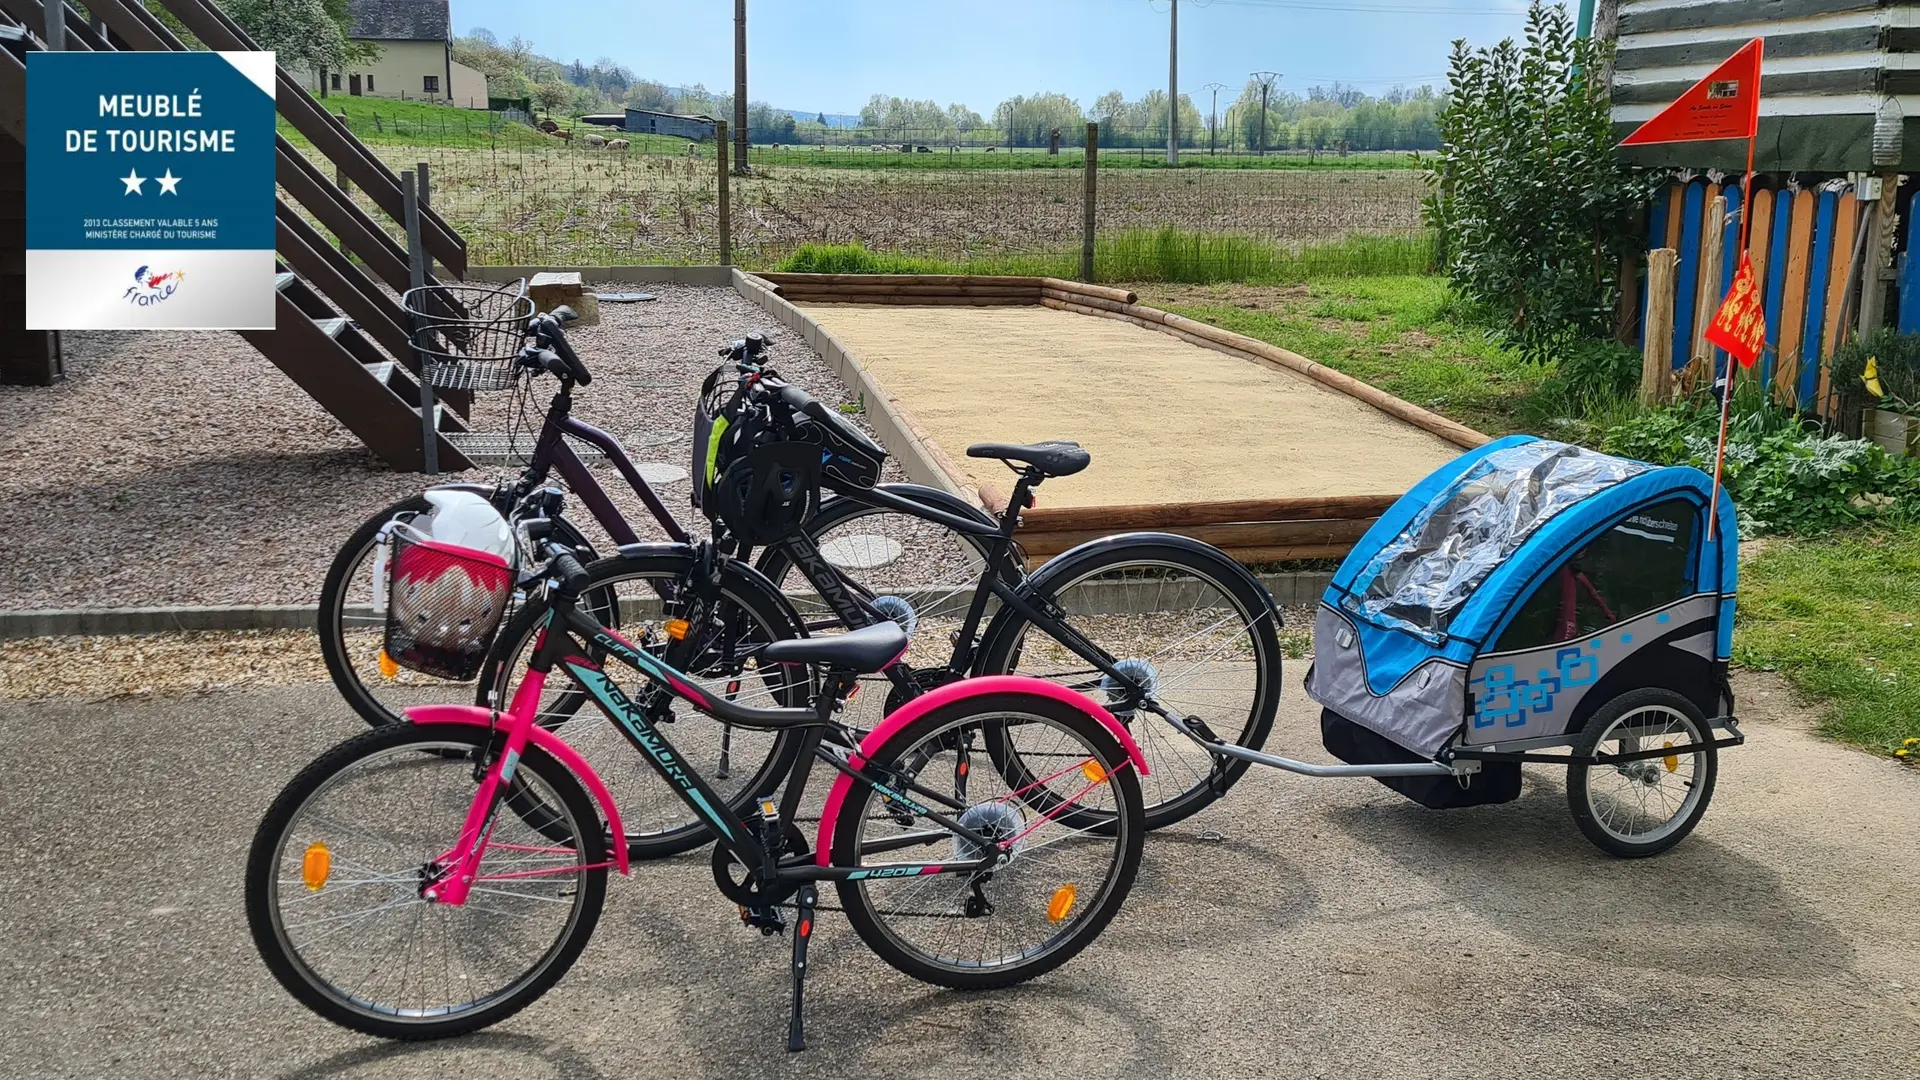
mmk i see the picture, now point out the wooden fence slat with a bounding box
[1776,189,1817,402]
[1643,248,1678,405]
[1762,193,1794,387]
[1664,184,1685,250]
[1819,192,1860,413]
[1800,189,1840,409]
[1672,180,1706,371]
[1715,185,1744,377]
[1900,196,1920,334]
[1641,187,1671,347]
[1747,186,1775,312]
[1691,195,1727,378]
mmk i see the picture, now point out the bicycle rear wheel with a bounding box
[245,723,607,1040]
[317,493,598,729]
[832,693,1144,990]
[978,537,1282,830]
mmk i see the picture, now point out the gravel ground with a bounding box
[0,283,874,610]
[2,670,1916,1079]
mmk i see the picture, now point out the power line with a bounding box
[1163,0,1520,14]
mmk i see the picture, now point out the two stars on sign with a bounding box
[120,169,182,196]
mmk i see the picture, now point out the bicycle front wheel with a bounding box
[977,537,1282,830]
[246,723,608,1040]
[832,693,1144,990]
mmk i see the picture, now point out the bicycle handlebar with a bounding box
[549,549,590,597]
[527,311,592,386]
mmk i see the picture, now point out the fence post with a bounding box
[417,160,433,278]
[1687,195,1726,392]
[1642,247,1677,406]
[716,121,733,266]
[402,169,439,475]
[1081,122,1098,283]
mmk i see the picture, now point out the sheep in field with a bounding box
[582,132,608,148]
[606,138,630,150]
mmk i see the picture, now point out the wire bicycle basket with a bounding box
[382,524,516,681]
[402,280,535,392]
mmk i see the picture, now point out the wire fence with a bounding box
[291,113,1434,281]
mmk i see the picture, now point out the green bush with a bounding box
[1601,391,1920,536]
[1829,326,1920,411]
[1425,1,1651,359]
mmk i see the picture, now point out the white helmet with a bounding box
[419,490,515,565]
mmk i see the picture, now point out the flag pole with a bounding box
[1705,38,1763,542]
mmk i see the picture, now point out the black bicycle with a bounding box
[477,343,1286,844]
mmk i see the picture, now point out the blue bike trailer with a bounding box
[1307,437,1741,784]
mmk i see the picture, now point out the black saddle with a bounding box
[965,440,1091,477]
[759,622,908,674]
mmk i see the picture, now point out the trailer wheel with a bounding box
[1565,687,1718,858]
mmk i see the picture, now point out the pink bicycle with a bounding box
[246,527,1148,1050]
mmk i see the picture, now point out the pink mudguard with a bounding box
[814,675,1149,865]
[404,705,632,875]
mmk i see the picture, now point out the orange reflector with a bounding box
[302,842,332,892]
[1080,760,1108,784]
[958,759,969,777]
[376,650,399,679]
[1662,741,1678,773]
[664,618,690,641]
[799,918,812,938]
[1047,884,1077,923]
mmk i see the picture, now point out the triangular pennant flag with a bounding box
[1621,38,1764,145]
[1703,252,1766,367]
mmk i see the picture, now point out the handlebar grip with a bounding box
[775,382,817,414]
[549,329,591,386]
[551,552,590,596]
[529,313,592,386]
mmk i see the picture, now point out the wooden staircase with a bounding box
[0,0,476,470]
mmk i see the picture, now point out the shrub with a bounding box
[1601,393,1920,536]
[1829,326,1920,413]
[1425,1,1651,360]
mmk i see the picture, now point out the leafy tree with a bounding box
[991,92,1084,146]
[747,101,798,142]
[532,80,573,115]
[946,103,984,133]
[1425,0,1649,357]
[817,112,828,126]
[228,0,364,80]
[1093,90,1126,123]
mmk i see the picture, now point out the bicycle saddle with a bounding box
[759,622,908,674]
[964,440,1091,477]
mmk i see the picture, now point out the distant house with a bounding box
[300,0,489,110]
[624,108,717,141]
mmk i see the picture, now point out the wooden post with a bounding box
[1856,172,1898,335]
[1615,248,1639,344]
[416,160,433,278]
[716,121,732,266]
[1690,195,1726,383]
[334,163,351,254]
[402,170,438,475]
[1081,122,1098,283]
[1642,247,1677,405]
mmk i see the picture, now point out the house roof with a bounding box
[347,0,450,42]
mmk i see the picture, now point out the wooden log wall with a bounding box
[750,272,1493,566]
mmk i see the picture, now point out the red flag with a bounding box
[1703,252,1766,367]
[1621,38,1763,145]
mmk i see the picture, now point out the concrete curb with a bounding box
[466,265,734,286]
[0,573,1331,640]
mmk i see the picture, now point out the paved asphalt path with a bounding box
[3,674,1916,1079]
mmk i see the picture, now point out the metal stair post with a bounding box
[402,168,437,475]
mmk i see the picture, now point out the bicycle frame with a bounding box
[505,383,689,547]
[410,588,1129,908]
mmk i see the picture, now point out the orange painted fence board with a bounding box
[1774,190,1816,401]
[1746,188,1774,297]
[1818,194,1860,412]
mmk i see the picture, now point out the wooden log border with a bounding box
[732,270,1491,565]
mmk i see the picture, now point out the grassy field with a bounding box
[1129,275,1588,437]
[1735,524,1920,755]
[739,143,1424,171]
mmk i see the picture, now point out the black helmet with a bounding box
[709,440,819,545]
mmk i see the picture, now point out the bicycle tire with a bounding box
[1565,687,1719,859]
[475,548,810,860]
[246,722,607,1040]
[976,536,1282,830]
[317,493,599,729]
[832,692,1145,990]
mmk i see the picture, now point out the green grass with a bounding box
[766,230,1432,288]
[279,96,551,148]
[1734,523,1920,756]
[1135,274,1583,436]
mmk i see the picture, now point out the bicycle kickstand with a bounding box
[787,883,817,1052]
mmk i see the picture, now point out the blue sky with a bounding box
[453,0,1533,113]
